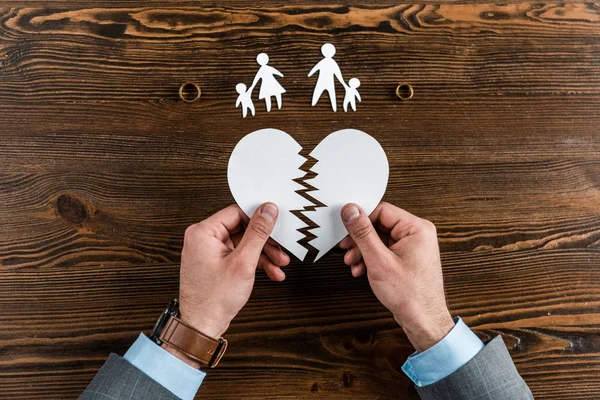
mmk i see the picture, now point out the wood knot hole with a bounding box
[57,194,87,225]
[481,11,510,20]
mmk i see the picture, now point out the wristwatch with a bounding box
[150,299,228,368]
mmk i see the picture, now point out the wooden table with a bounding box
[1,2,599,399]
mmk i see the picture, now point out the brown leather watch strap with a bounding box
[158,316,227,367]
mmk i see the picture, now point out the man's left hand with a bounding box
[178,203,289,341]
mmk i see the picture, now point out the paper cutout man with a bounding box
[235,83,255,118]
[308,43,348,112]
[343,78,361,112]
[249,53,286,112]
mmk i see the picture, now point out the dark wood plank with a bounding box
[1,250,599,399]
[1,2,599,399]
[1,1,595,8]
[2,157,600,269]
[1,5,600,105]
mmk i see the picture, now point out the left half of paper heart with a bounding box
[228,128,312,261]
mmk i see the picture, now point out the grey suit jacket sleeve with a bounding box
[416,336,534,400]
[79,353,179,400]
[81,336,532,400]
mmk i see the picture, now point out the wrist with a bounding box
[181,317,229,338]
[398,310,455,353]
[159,316,228,369]
[153,299,230,370]
[178,302,230,338]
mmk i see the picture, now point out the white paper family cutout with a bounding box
[228,128,388,261]
[309,43,361,112]
[236,53,286,118]
[235,44,361,117]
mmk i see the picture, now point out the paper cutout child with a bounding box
[308,43,347,112]
[235,83,255,118]
[343,78,361,112]
[249,53,286,112]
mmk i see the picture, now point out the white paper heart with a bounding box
[227,128,388,261]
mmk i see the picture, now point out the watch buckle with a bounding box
[209,338,228,368]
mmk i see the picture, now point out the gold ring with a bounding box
[179,82,201,103]
[396,83,414,100]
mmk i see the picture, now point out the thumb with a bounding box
[234,202,278,266]
[341,203,388,259]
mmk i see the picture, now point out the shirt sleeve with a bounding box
[401,317,484,387]
[123,333,206,400]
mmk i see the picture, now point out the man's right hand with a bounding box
[339,202,455,353]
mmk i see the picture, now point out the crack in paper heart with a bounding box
[289,150,327,258]
[228,129,388,262]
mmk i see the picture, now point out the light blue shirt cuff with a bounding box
[401,317,484,387]
[124,333,206,400]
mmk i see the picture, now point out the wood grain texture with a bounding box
[1,2,599,399]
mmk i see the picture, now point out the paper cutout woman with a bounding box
[248,53,286,112]
[308,43,347,112]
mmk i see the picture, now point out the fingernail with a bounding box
[261,203,278,222]
[343,206,360,223]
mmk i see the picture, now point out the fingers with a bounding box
[341,241,366,277]
[351,262,366,277]
[339,235,355,250]
[259,254,286,282]
[263,242,291,267]
[341,237,366,277]
[344,246,362,266]
[198,204,249,243]
[369,202,425,242]
[340,202,422,248]
[261,240,288,282]
[233,202,278,267]
[232,231,289,268]
[341,204,389,260]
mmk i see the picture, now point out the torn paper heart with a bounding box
[227,128,388,261]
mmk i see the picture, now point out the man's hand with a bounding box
[178,203,290,341]
[339,202,455,353]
